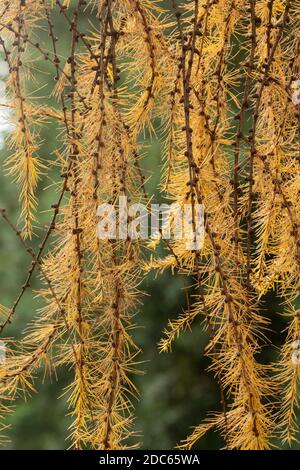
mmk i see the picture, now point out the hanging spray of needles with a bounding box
[0,0,299,450]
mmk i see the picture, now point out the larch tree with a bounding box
[0,0,299,450]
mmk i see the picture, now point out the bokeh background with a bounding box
[0,1,299,450]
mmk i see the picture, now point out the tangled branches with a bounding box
[0,0,299,450]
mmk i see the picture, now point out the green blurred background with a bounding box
[0,1,299,450]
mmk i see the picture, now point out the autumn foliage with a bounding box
[0,0,299,450]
